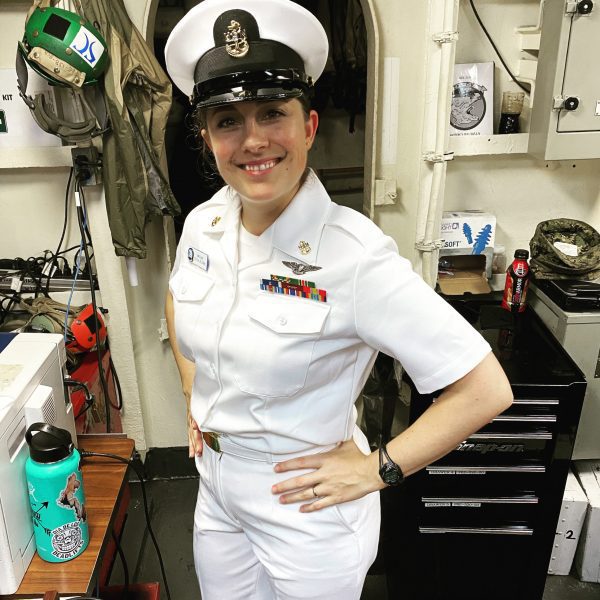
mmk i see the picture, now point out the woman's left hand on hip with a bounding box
[271,439,384,512]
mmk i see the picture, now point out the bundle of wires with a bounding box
[2,164,121,433]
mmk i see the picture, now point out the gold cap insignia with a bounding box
[224,20,249,58]
[298,241,311,255]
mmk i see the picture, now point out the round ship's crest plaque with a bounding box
[450,82,487,131]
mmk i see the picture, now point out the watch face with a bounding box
[380,463,402,486]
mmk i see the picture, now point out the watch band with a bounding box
[380,444,395,468]
[378,443,404,486]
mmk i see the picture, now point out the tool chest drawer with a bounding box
[418,494,539,531]
[433,434,550,468]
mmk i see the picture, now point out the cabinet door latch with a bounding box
[566,0,594,14]
[553,95,580,110]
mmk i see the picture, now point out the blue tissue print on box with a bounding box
[471,224,493,255]
[463,223,473,244]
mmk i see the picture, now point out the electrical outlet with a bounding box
[71,146,102,186]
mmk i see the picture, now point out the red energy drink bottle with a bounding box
[502,249,530,313]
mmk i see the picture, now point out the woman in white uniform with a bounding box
[164,1,513,598]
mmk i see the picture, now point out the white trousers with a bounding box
[192,432,381,600]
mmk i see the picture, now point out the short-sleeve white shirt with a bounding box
[169,170,491,455]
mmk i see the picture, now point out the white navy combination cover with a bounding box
[169,169,492,456]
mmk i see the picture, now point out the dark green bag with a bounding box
[529,219,600,280]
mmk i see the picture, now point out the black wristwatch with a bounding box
[378,444,404,486]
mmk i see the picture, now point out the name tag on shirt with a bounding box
[187,247,209,271]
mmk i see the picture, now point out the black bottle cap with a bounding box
[26,422,74,463]
[515,249,529,259]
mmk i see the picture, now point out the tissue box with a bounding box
[450,62,494,137]
[439,211,496,281]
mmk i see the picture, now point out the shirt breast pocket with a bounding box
[234,294,331,397]
[169,267,215,360]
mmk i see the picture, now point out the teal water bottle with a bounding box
[25,423,89,562]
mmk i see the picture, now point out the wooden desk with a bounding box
[1,436,135,599]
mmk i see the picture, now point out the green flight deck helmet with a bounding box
[19,4,108,88]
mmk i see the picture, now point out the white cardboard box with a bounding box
[449,62,494,137]
[574,460,600,582]
[548,470,588,575]
[439,211,496,278]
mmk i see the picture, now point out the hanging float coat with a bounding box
[83,0,180,259]
[169,170,491,455]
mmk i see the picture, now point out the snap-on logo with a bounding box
[457,442,525,454]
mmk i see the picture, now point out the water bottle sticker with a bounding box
[29,484,52,535]
[51,521,85,560]
[57,473,87,521]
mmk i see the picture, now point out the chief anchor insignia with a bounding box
[282,261,322,276]
[224,20,249,58]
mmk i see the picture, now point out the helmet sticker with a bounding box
[70,27,105,67]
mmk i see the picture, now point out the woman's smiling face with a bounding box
[201,98,318,213]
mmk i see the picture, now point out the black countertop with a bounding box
[443,294,585,387]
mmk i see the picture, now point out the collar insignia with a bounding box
[282,261,322,276]
[225,20,249,58]
[298,240,311,255]
[211,216,222,227]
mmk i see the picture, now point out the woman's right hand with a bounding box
[183,375,203,458]
[188,413,203,458]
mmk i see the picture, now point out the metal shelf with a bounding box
[0,271,95,292]
[449,133,529,157]
[0,146,73,169]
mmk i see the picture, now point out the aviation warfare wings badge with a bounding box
[282,261,322,276]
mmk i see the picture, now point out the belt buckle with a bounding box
[203,431,220,452]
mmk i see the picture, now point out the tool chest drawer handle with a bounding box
[468,432,552,440]
[492,415,557,423]
[512,398,559,405]
[421,496,539,504]
[419,527,534,536]
[426,465,546,473]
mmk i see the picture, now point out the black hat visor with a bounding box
[193,68,310,109]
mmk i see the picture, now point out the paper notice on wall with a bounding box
[449,62,494,137]
[0,68,63,148]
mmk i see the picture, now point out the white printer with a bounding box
[0,332,76,595]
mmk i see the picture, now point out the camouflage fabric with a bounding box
[529,219,600,280]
